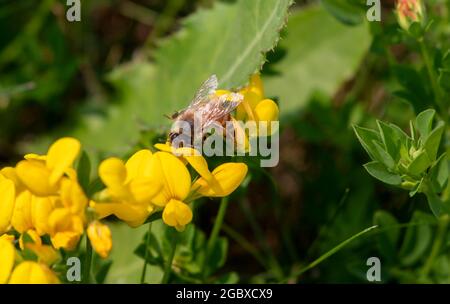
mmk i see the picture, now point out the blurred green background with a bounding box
[1,0,450,283]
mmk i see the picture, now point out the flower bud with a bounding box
[396,0,425,31]
[87,221,113,259]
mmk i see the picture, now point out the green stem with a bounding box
[83,235,93,284]
[421,214,449,278]
[239,198,284,280]
[202,197,229,281]
[419,39,447,122]
[161,233,178,284]
[284,225,378,283]
[221,222,269,270]
[140,222,153,284]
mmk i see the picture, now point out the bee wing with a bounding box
[201,93,243,131]
[168,75,219,120]
[189,74,219,108]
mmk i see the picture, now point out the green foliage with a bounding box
[263,6,371,115]
[73,0,293,154]
[134,222,230,283]
[354,109,449,217]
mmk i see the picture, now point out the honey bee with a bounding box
[168,75,243,147]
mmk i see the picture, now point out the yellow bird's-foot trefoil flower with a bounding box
[93,149,162,227]
[87,221,112,259]
[15,137,81,197]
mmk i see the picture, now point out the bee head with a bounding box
[168,131,180,144]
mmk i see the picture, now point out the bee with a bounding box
[168,75,243,147]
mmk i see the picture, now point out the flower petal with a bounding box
[192,163,248,198]
[16,160,58,196]
[162,199,193,231]
[87,221,112,259]
[254,99,279,136]
[125,149,153,182]
[99,157,129,200]
[149,152,191,206]
[0,176,15,234]
[46,137,81,186]
[31,196,54,235]
[8,261,59,284]
[92,202,151,228]
[128,177,162,204]
[0,238,15,284]
[11,190,33,234]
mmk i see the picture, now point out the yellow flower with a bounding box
[191,162,248,199]
[15,137,81,197]
[234,74,279,137]
[151,151,247,231]
[0,237,15,284]
[48,208,84,251]
[94,149,161,227]
[8,261,59,284]
[0,173,15,234]
[30,195,55,236]
[87,221,112,259]
[162,199,193,231]
[10,190,34,234]
[59,176,88,218]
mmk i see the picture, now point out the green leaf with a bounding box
[424,190,450,218]
[399,211,434,266]
[215,272,239,284]
[373,211,400,262]
[373,140,395,170]
[321,0,366,25]
[363,161,402,186]
[430,153,449,193]
[376,120,403,162]
[106,223,163,283]
[423,121,445,162]
[73,0,293,153]
[415,109,435,141]
[353,125,382,161]
[407,150,431,176]
[77,150,91,196]
[205,237,228,277]
[264,5,371,114]
[439,70,450,92]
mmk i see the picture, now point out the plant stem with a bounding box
[419,39,447,122]
[421,214,449,278]
[283,225,377,283]
[239,198,284,281]
[140,222,153,284]
[161,233,178,284]
[221,222,269,270]
[83,235,93,284]
[202,197,229,281]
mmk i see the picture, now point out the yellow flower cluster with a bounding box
[0,75,257,284]
[0,138,112,283]
[93,147,248,231]
[0,236,59,284]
